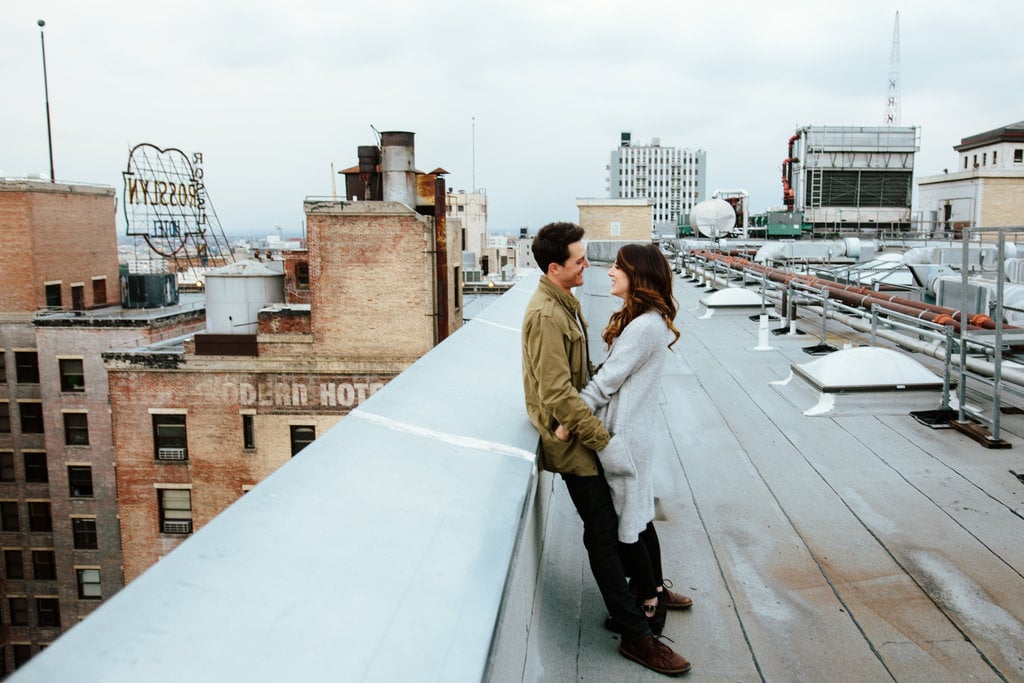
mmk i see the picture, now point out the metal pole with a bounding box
[38,19,55,183]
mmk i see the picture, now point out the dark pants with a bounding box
[619,522,663,600]
[562,473,650,642]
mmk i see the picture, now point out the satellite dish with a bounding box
[690,198,736,238]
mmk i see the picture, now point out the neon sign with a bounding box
[122,143,208,256]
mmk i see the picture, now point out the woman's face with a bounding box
[609,261,630,299]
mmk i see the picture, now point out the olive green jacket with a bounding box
[522,276,611,476]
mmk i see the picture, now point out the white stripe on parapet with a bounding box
[350,409,536,463]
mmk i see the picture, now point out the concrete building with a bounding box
[0,180,202,673]
[576,198,653,241]
[917,121,1024,235]
[606,131,707,233]
[447,189,488,278]
[782,125,920,233]
[104,132,462,584]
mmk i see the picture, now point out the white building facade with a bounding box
[606,132,707,234]
[917,121,1024,235]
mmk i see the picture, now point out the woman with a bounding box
[557,243,691,633]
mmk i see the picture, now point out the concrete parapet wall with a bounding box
[12,274,547,682]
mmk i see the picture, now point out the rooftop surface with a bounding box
[525,260,1024,681]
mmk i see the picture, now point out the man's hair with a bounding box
[532,222,585,274]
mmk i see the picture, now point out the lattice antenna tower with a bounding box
[885,11,901,126]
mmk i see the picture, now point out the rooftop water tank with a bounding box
[204,260,284,334]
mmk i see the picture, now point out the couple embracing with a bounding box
[522,222,693,676]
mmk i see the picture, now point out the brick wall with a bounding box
[0,182,119,313]
[980,178,1024,227]
[578,203,652,241]
[306,202,436,359]
[108,365,389,583]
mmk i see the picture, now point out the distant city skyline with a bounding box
[2,1,1020,236]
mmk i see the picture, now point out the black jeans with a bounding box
[619,521,663,601]
[562,473,650,642]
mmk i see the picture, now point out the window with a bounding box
[993,151,998,164]
[5,550,24,579]
[71,285,84,312]
[28,502,52,533]
[19,402,44,434]
[1,502,19,531]
[242,414,255,450]
[76,569,101,599]
[63,413,89,446]
[8,597,28,626]
[290,425,315,456]
[1016,149,1023,163]
[92,278,108,306]
[153,414,187,460]
[610,221,621,237]
[14,352,39,384]
[0,351,6,383]
[158,489,192,534]
[67,466,93,498]
[0,452,13,482]
[23,453,47,483]
[295,262,310,289]
[12,643,30,668]
[72,518,98,549]
[45,283,62,309]
[0,404,9,433]
[59,359,84,392]
[36,597,60,627]
[32,551,56,581]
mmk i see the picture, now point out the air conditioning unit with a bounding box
[157,447,187,461]
[162,520,192,534]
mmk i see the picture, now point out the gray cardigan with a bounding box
[580,310,674,542]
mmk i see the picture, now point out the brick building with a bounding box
[106,132,462,583]
[0,180,203,673]
[576,198,654,241]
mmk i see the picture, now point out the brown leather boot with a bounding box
[618,634,692,675]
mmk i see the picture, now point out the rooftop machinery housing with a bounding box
[607,132,707,234]
[783,125,920,233]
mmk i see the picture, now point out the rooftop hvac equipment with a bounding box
[689,198,736,238]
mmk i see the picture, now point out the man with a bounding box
[521,222,690,676]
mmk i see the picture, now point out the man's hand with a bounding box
[554,423,570,441]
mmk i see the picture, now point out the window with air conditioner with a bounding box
[153,414,188,461]
[159,489,192,535]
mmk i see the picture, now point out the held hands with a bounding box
[554,423,570,442]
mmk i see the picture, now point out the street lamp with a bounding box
[38,19,55,183]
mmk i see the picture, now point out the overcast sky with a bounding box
[2,0,1021,238]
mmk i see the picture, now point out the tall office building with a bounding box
[606,132,707,234]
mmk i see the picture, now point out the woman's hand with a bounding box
[554,423,570,442]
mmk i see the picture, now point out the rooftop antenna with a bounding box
[37,19,55,182]
[471,117,476,193]
[885,11,901,126]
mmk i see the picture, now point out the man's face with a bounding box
[549,240,588,293]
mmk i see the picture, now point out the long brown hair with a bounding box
[603,243,680,349]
